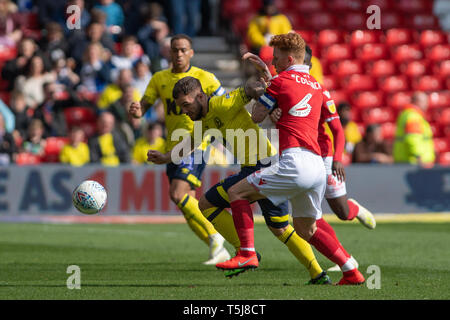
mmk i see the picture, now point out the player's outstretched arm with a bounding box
[128,99,153,119]
[242,52,272,81]
[251,101,270,123]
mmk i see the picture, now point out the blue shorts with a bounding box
[166,149,208,190]
[205,161,290,229]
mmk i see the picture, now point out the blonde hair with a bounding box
[269,32,306,61]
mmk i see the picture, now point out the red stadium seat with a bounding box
[380,12,404,29]
[323,75,340,91]
[401,60,430,77]
[222,0,259,19]
[295,30,316,44]
[293,0,325,12]
[430,122,443,137]
[0,91,10,105]
[349,30,382,48]
[408,14,440,30]
[439,109,450,126]
[392,44,423,62]
[307,13,337,31]
[433,138,450,153]
[362,107,395,125]
[411,76,443,92]
[438,152,450,166]
[428,91,450,109]
[385,28,415,47]
[273,0,292,11]
[426,45,450,62]
[231,13,254,39]
[365,0,393,11]
[331,60,363,77]
[395,0,431,13]
[387,91,412,109]
[317,29,344,48]
[12,12,39,30]
[329,90,348,105]
[326,0,362,12]
[322,44,353,62]
[0,46,17,62]
[352,91,385,109]
[379,75,410,93]
[43,137,70,163]
[420,30,447,48]
[16,152,41,165]
[380,122,396,140]
[367,60,396,78]
[341,13,366,30]
[284,12,306,30]
[343,74,377,93]
[356,43,389,62]
[433,60,450,78]
[64,107,97,126]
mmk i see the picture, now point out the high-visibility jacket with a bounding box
[393,104,435,164]
[247,14,292,50]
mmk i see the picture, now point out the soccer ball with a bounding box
[72,180,107,215]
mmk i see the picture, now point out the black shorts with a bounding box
[166,149,208,190]
[205,161,290,229]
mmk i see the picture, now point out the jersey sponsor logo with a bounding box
[288,93,313,117]
[326,100,336,114]
[258,178,266,185]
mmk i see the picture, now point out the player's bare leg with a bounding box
[170,179,230,264]
[293,217,365,285]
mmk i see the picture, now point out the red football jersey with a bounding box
[258,64,323,155]
[318,89,339,157]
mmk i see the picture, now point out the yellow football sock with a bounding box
[277,224,323,279]
[177,194,217,245]
[203,207,240,250]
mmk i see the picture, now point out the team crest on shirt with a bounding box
[214,117,223,128]
[326,100,336,114]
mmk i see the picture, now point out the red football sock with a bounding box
[230,199,255,257]
[316,218,351,258]
[347,200,359,220]
[308,227,349,267]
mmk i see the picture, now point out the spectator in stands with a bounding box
[97,68,141,109]
[0,112,16,165]
[88,111,130,166]
[69,20,115,65]
[132,121,165,164]
[1,37,39,89]
[93,0,124,35]
[337,102,362,155]
[352,124,393,164]
[132,56,152,95]
[393,92,435,165]
[247,0,292,54]
[59,126,90,166]
[137,2,169,61]
[433,0,450,31]
[107,84,142,146]
[32,82,79,137]
[79,42,111,93]
[37,0,66,27]
[22,118,46,156]
[9,91,31,141]
[13,55,56,109]
[0,0,21,47]
[39,22,69,65]
[157,36,172,71]
[52,57,80,91]
[0,97,14,134]
[109,35,144,81]
[168,0,201,37]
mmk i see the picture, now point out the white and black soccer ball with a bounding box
[72,180,107,215]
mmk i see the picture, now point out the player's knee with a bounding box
[268,225,288,237]
[169,189,185,204]
[294,223,317,241]
[198,196,211,212]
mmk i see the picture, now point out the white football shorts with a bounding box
[322,156,347,199]
[247,147,326,219]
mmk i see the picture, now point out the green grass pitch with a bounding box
[0,221,449,300]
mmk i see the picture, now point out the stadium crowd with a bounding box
[0,0,448,166]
